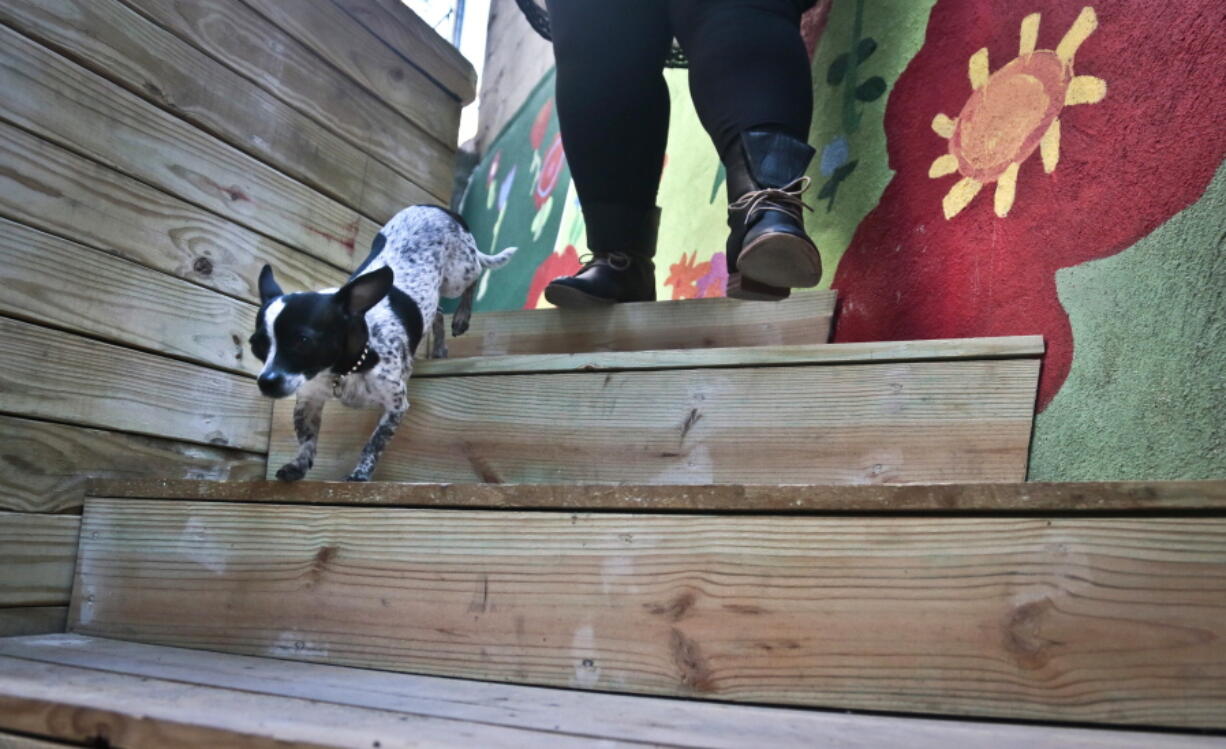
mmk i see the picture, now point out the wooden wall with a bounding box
[0,0,473,635]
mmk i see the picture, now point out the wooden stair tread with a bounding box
[435,289,836,359]
[0,635,1211,749]
[418,335,1043,377]
[87,478,1226,513]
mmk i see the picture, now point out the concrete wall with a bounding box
[462,0,1225,480]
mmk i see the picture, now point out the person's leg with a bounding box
[543,0,672,307]
[671,0,819,300]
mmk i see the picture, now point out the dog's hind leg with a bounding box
[345,383,407,482]
[276,395,325,481]
[451,282,476,337]
[429,311,448,359]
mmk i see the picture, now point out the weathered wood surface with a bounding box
[421,335,1043,377]
[3,637,1217,749]
[270,358,1038,483]
[0,0,446,213]
[0,731,77,749]
[0,513,77,607]
[71,499,1226,728]
[0,318,268,452]
[0,219,258,375]
[1,24,375,271]
[240,0,461,144]
[0,122,347,302]
[334,0,478,104]
[1,417,264,514]
[0,608,67,638]
[0,656,600,749]
[85,478,1226,514]
[440,290,837,359]
[123,0,455,201]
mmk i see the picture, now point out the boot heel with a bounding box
[726,272,790,301]
[738,233,823,289]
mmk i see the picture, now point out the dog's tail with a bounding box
[476,246,518,270]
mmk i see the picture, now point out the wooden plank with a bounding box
[241,0,461,143]
[334,0,478,104]
[0,0,448,211]
[0,219,258,376]
[0,608,67,638]
[122,0,455,201]
[0,732,79,749]
[1,416,265,514]
[83,478,1226,514]
[420,335,1044,377]
[0,317,268,452]
[70,499,1226,728]
[0,121,347,303]
[0,24,376,271]
[0,513,77,607]
[0,656,609,749]
[270,358,1038,483]
[3,637,1217,749]
[441,290,838,359]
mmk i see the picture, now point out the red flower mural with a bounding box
[530,98,554,151]
[533,132,566,210]
[524,244,582,309]
[831,0,1226,409]
[666,251,725,300]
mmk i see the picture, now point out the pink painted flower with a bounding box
[533,132,566,210]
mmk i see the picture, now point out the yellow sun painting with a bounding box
[930,7,1107,219]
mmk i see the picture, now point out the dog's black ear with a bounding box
[335,266,394,317]
[258,264,283,304]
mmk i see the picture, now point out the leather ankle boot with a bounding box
[724,130,821,301]
[545,204,659,307]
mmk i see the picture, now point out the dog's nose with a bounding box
[258,372,287,397]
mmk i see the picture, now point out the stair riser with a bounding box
[270,359,1039,483]
[71,498,1226,729]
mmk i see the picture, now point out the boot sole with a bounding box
[737,233,822,289]
[726,272,790,301]
[543,283,615,309]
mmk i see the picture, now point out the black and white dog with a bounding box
[250,205,515,482]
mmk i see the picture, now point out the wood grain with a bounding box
[3,636,1216,749]
[420,335,1044,377]
[440,290,837,359]
[70,499,1226,728]
[240,0,461,143]
[0,121,347,302]
[0,513,78,607]
[0,24,375,271]
[1,416,265,514]
[0,219,258,375]
[0,608,67,638]
[0,732,78,749]
[335,0,478,104]
[269,359,1038,483]
[0,317,268,452]
[0,656,600,749]
[83,478,1226,513]
[123,0,455,199]
[0,0,446,215]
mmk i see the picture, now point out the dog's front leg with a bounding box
[345,384,407,482]
[276,395,325,482]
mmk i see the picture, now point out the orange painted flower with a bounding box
[665,251,713,300]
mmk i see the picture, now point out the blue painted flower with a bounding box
[819,135,851,177]
[497,164,518,212]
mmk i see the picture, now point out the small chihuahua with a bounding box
[251,205,515,481]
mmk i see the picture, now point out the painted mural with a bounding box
[459,0,1226,478]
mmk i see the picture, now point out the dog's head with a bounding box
[250,265,394,398]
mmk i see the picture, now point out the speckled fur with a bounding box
[278,206,515,481]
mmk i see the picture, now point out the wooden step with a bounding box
[437,289,836,359]
[271,336,1043,484]
[68,480,1226,730]
[0,635,1215,749]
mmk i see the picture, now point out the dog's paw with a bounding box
[275,462,307,482]
[451,317,470,337]
[344,472,371,483]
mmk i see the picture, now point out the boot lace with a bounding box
[728,176,814,221]
[577,251,632,271]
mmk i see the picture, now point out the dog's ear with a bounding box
[258,264,283,304]
[335,266,394,317]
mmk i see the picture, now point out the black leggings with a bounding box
[544,0,813,213]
